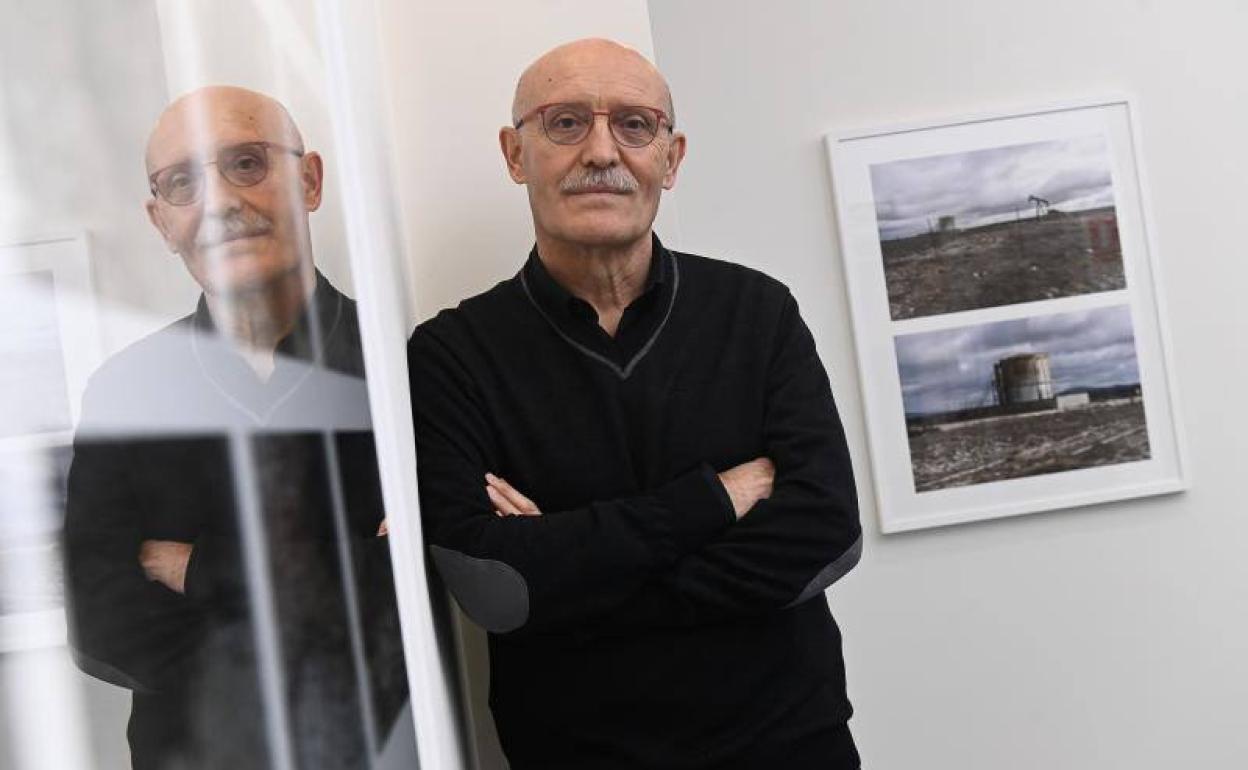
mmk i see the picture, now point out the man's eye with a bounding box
[167,171,195,189]
[548,112,587,130]
[229,153,264,172]
[613,111,656,137]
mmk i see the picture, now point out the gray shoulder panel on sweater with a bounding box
[71,649,151,693]
[430,545,530,633]
[786,533,863,608]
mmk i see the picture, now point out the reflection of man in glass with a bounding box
[64,87,405,769]
[408,39,863,769]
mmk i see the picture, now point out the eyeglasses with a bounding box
[514,103,672,148]
[148,141,305,206]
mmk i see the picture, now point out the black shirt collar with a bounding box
[191,270,343,367]
[522,232,670,326]
[519,233,677,374]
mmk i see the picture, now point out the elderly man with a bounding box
[408,39,863,769]
[64,86,404,769]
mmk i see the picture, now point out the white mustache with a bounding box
[196,211,273,247]
[560,167,639,194]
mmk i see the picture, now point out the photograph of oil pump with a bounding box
[871,135,1126,320]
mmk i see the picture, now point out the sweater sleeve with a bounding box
[566,290,862,635]
[63,431,209,693]
[407,326,734,635]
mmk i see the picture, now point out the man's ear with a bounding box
[661,131,687,191]
[499,126,526,184]
[145,198,178,254]
[300,151,325,211]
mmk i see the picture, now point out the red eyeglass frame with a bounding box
[513,103,674,146]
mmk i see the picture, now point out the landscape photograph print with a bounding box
[871,135,1127,320]
[895,304,1150,493]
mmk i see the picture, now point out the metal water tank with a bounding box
[993,353,1054,405]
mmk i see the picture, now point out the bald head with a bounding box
[145,86,305,174]
[499,37,687,256]
[511,38,674,127]
[142,86,324,301]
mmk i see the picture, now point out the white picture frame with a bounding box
[825,97,1187,533]
[0,232,101,444]
[0,231,99,651]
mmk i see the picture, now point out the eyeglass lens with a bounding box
[153,143,271,205]
[541,104,661,147]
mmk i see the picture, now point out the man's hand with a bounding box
[718,457,775,519]
[486,473,542,517]
[139,540,193,594]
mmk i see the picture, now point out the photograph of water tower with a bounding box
[896,304,1151,492]
[871,135,1127,320]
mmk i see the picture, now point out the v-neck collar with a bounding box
[189,271,344,426]
[519,234,679,380]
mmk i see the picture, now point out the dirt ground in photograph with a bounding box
[908,400,1150,492]
[882,208,1126,320]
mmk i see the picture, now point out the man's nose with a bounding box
[579,114,620,167]
[199,163,244,213]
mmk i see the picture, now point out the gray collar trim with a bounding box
[519,250,680,380]
[189,288,343,426]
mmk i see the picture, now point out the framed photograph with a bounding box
[0,232,99,650]
[0,232,100,441]
[826,97,1186,533]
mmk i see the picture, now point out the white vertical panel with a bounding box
[1,649,98,770]
[314,0,467,767]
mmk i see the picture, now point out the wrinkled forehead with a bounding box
[145,96,299,172]
[537,71,663,108]
[516,47,672,119]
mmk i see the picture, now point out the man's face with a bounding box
[144,90,323,296]
[501,44,686,249]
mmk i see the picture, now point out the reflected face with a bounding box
[144,88,323,296]
[502,42,686,249]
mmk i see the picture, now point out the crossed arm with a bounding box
[65,429,391,692]
[485,459,776,521]
[408,290,862,637]
[138,518,390,597]
[63,439,210,692]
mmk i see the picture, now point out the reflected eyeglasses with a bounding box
[148,141,305,206]
[514,103,673,148]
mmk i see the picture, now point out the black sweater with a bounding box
[64,275,406,769]
[408,237,862,768]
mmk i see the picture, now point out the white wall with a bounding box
[373,2,666,766]
[0,0,179,358]
[0,0,355,356]
[647,1,1247,767]
[377,0,678,328]
[0,2,170,767]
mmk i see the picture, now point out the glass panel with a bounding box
[0,1,430,768]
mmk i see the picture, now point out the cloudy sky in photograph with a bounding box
[871,134,1115,241]
[894,304,1140,416]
